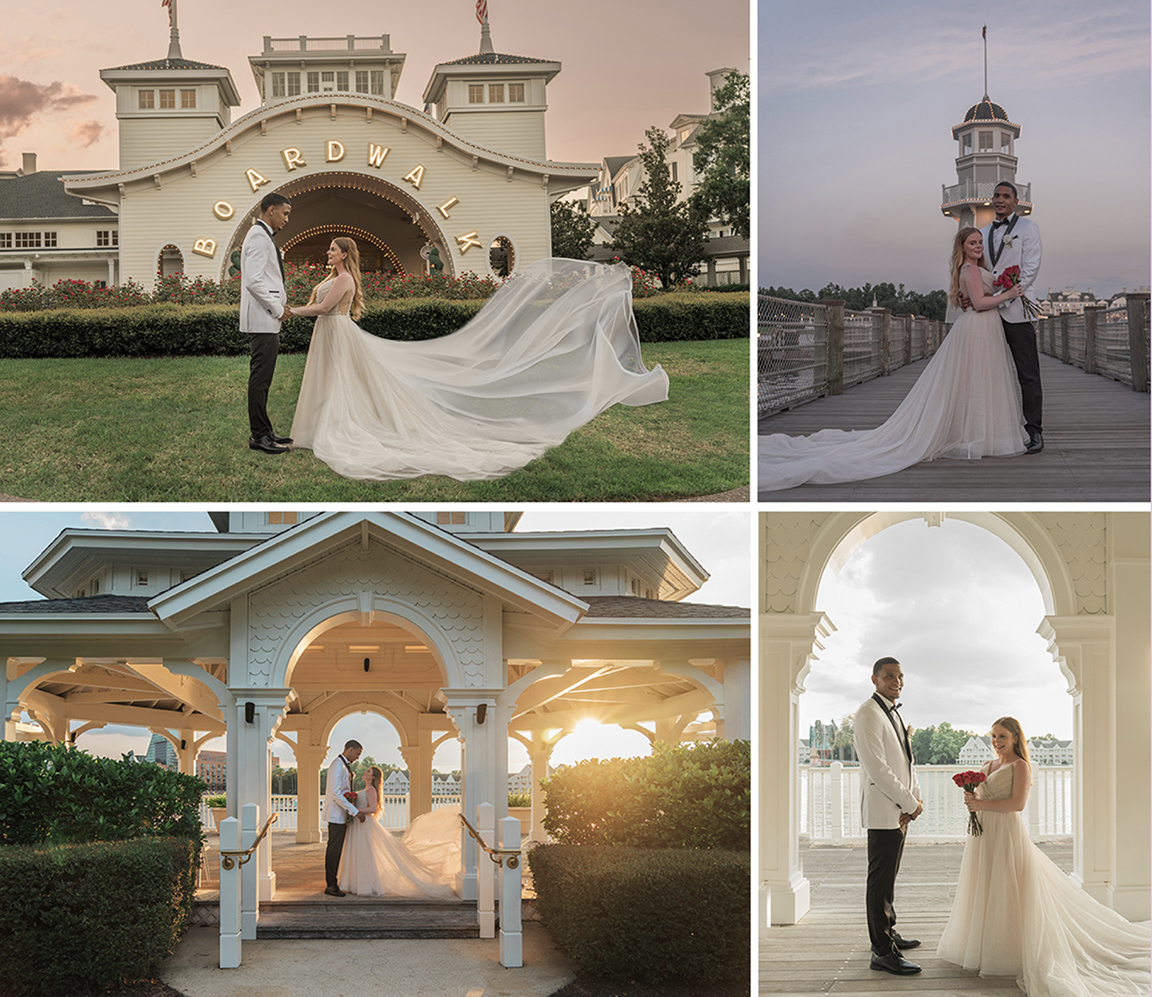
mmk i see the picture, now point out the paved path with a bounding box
[760,840,1074,996]
[758,356,1150,501]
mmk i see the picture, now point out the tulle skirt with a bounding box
[290,259,669,481]
[758,304,1025,490]
[937,810,1151,996]
[337,811,457,899]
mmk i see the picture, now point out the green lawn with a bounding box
[0,340,748,501]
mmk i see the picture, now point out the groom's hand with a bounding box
[281,305,293,320]
[357,812,366,822]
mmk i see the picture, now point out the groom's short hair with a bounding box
[260,191,291,213]
[994,181,1018,197]
[872,656,900,676]
[343,739,363,751]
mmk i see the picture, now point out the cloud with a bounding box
[81,511,132,530]
[14,48,61,66]
[0,75,96,141]
[69,119,103,147]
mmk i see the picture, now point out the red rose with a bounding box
[344,791,358,802]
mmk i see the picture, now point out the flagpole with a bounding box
[167,0,183,60]
[982,25,988,98]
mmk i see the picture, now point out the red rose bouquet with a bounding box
[992,265,1039,319]
[952,770,986,836]
[344,790,358,803]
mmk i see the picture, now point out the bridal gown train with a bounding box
[936,763,1151,996]
[289,259,669,480]
[758,268,1026,491]
[337,803,458,899]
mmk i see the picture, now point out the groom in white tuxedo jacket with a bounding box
[323,739,364,897]
[980,181,1044,453]
[241,191,294,455]
[855,656,923,975]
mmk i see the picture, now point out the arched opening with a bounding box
[222,172,453,280]
[157,244,183,278]
[488,235,515,277]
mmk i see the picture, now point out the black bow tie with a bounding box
[993,218,1011,228]
[891,702,902,711]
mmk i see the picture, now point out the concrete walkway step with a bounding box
[253,899,483,939]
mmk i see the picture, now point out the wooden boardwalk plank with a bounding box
[758,356,1150,501]
[760,841,1072,996]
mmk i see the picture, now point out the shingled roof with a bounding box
[439,52,550,66]
[581,596,748,619]
[103,57,229,72]
[0,171,115,220]
[0,594,153,614]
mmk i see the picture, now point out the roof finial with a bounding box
[477,0,494,56]
[981,24,988,100]
[163,0,183,60]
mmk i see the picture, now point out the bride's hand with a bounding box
[965,795,982,812]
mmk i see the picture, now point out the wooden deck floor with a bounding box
[760,841,1073,996]
[757,356,1150,501]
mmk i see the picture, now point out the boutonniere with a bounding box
[1001,234,1017,250]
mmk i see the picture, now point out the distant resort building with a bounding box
[959,734,1074,766]
[581,69,749,286]
[196,748,226,792]
[1037,286,1150,323]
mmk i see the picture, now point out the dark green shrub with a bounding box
[529,845,749,984]
[0,837,195,995]
[632,293,749,341]
[541,738,750,850]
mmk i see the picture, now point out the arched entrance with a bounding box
[222,172,455,280]
[760,511,1150,925]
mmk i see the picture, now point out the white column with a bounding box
[498,814,523,967]
[1109,513,1150,920]
[401,726,434,819]
[0,663,12,741]
[526,734,555,843]
[107,257,116,287]
[218,815,242,968]
[760,612,833,928]
[294,742,324,844]
[721,658,752,741]
[446,693,499,902]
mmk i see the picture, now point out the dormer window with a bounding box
[978,130,993,152]
[180,89,196,109]
[468,84,484,104]
[268,512,298,525]
[136,570,148,586]
[436,512,467,525]
[1000,132,1011,154]
[583,569,596,585]
[508,83,525,103]
[159,90,176,109]
[138,90,155,109]
[489,84,504,103]
[962,132,972,154]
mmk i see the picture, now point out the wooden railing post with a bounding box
[477,802,495,939]
[894,314,913,367]
[498,815,523,968]
[219,816,241,968]
[822,300,845,396]
[1126,291,1150,392]
[1084,305,1102,374]
[1059,313,1070,364]
[870,308,891,375]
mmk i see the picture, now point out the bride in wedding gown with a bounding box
[758,227,1027,491]
[287,238,669,481]
[936,718,1150,996]
[337,766,458,899]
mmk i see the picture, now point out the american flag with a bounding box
[162,0,172,26]
[476,0,488,24]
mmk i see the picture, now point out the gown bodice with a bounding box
[315,276,353,316]
[977,761,1014,801]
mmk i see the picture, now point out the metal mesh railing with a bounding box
[1036,298,1150,390]
[758,295,828,416]
[842,309,882,387]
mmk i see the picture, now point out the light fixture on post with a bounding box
[364,657,370,672]
[476,703,487,725]
[245,701,255,724]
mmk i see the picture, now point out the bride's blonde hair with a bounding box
[364,765,384,816]
[992,716,1032,770]
[304,236,364,320]
[948,226,982,308]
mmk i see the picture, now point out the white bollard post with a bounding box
[477,802,495,938]
[240,803,260,940]
[219,816,242,968]
[830,762,844,845]
[498,815,522,968]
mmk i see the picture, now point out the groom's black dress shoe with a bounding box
[1025,431,1044,454]
[269,433,293,445]
[324,887,346,897]
[249,435,289,454]
[870,951,922,974]
[892,933,921,950]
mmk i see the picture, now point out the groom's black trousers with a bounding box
[1001,318,1043,435]
[866,827,906,955]
[248,332,280,438]
[325,821,348,889]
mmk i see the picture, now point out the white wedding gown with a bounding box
[758,268,1025,490]
[936,763,1151,996]
[290,259,669,480]
[337,796,459,899]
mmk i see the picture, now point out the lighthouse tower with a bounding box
[940,95,1033,229]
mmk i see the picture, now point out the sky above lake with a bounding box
[758,0,1150,298]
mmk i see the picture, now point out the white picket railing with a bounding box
[799,762,1073,843]
[201,793,463,832]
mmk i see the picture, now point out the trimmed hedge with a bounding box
[0,293,747,358]
[529,845,749,984]
[541,738,750,850]
[0,741,205,852]
[0,836,196,995]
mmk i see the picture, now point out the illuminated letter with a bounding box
[456,231,482,253]
[193,239,217,258]
[367,144,390,168]
[213,201,235,220]
[246,169,269,192]
[402,164,425,189]
[327,140,346,163]
[436,196,459,219]
[282,148,306,171]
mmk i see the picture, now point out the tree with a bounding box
[610,126,708,289]
[832,714,856,762]
[550,199,596,260]
[690,70,750,240]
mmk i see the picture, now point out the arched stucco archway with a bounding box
[760,511,1150,927]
